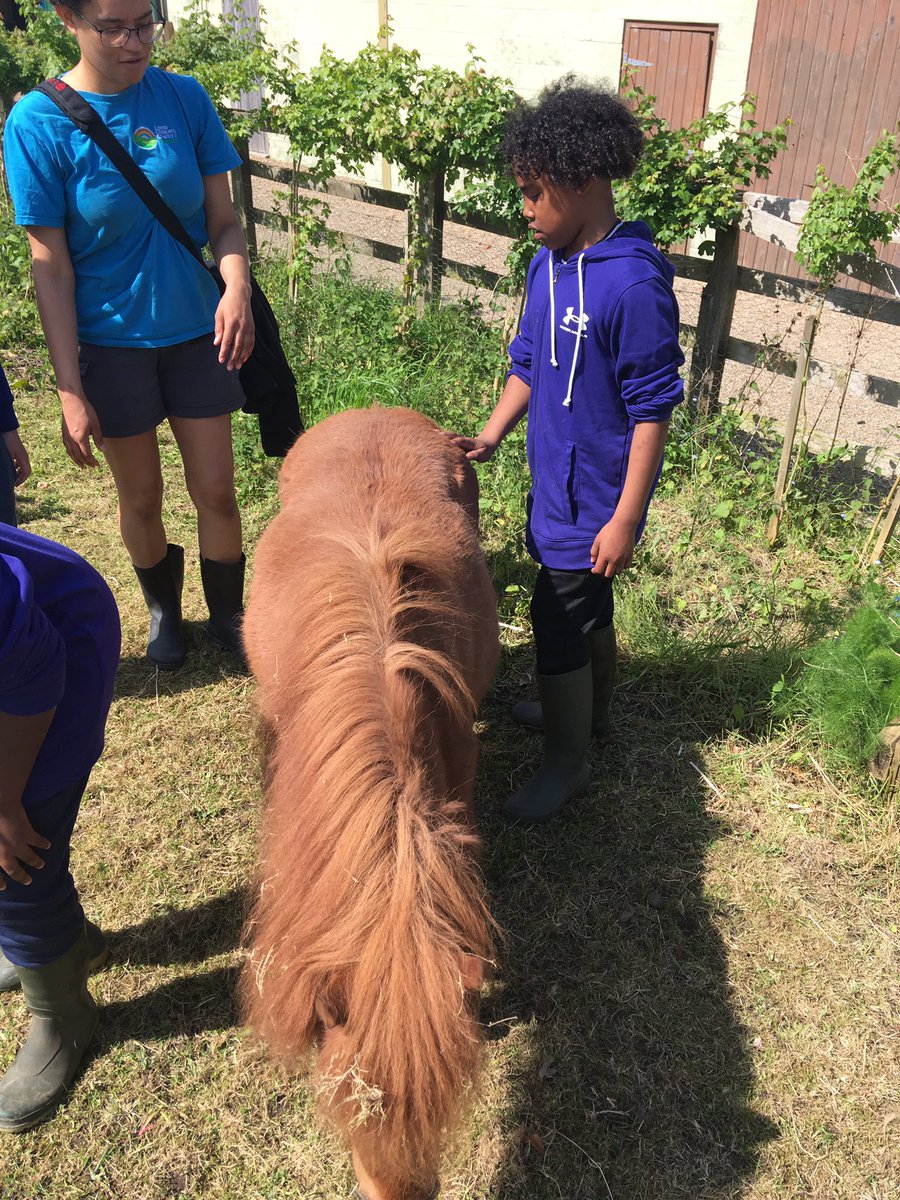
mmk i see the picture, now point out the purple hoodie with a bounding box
[0,526,120,804]
[508,220,684,570]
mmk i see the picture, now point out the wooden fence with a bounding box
[230,144,900,418]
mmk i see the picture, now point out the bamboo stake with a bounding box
[288,157,300,304]
[869,475,900,565]
[767,312,818,546]
[860,471,900,564]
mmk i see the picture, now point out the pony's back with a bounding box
[241,407,499,1198]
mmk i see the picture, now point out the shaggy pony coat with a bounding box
[241,406,499,1199]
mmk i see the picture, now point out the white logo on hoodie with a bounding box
[560,307,589,337]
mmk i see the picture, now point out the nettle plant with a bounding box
[796,129,900,289]
[155,0,273,140]
[0,0,78,114]
[615,80,789,253]
[269,37,517,315]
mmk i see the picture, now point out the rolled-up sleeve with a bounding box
[0,554,66,716]
[611,277,685,423]
[507,286,535,388]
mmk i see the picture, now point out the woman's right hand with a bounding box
[60,389,104,467]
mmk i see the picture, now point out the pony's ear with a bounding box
[315,995,341,1030]
[457,953,485,992]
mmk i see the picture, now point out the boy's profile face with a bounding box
[515,173,597,258]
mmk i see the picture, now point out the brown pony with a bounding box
[241,406,500,1200]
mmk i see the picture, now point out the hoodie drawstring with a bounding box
[562,251,585,408]
[548,252,558,368]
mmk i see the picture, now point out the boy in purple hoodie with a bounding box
[454,78,684,823]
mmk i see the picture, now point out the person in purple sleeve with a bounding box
[453,78,684,823]
[0,364,31,527]
[0,524,120,1132]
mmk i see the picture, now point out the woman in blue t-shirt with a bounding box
[3,0,255,670]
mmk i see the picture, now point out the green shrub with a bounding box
[777,586,900,769]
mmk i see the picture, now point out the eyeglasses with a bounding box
[74,12,166,48]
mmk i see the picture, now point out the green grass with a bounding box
[1,266,898,1200]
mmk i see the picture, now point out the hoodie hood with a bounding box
[547,221,675,406]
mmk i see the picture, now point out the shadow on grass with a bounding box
[113,633,250,699]
[473,637,785,1199]
[108,886,249,967]
[97,964,242,1044]
[13,491,71,523]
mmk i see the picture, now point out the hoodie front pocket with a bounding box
[562,440,578,525]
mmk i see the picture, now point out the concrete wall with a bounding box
[165,0,759,176]
[166,0,757,106]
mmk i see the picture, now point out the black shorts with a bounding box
[78,335,245,439]
[530,565,614,675]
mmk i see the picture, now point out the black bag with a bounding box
[35,77,303,458]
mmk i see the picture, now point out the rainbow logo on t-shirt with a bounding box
[133,127,158,150]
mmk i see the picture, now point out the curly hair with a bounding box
[501,76,644,187]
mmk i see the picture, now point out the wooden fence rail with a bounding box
[231,145,900,414]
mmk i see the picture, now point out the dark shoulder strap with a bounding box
[35,78,207,270]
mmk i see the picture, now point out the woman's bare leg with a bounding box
[169,414,242,562]
[102,431,166,567]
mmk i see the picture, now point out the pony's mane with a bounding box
[242,410,497,1190]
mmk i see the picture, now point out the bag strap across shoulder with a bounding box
[36,77,211,274]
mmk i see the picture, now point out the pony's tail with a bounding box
[316,761,492,1190]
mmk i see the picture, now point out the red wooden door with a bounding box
[621,21,717,127]
[742,0,900,290]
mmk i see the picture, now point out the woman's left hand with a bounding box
[213,283,255,371]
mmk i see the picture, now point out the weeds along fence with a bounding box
[231,144,900,419]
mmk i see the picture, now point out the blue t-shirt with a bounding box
[3,68,241,348]
[0,526,121,804]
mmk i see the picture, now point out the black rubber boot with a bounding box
[0,920,107,994]
[503,663,592,824]
[0,927,99,1133]
[200,553,246,663]
[512,624,617,736]
[133,543,186,670]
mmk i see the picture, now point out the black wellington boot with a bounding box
[200,553,246,664]
[0,927,99,1133]
[133,543,186,670]
[503,662,592,824]
[0,920,107,994]
[512,624,617,737]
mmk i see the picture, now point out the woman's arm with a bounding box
[27,227,104,468]
[203,173,254,372]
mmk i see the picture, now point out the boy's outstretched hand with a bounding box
[590,516,636,577]
[446,433,498,463]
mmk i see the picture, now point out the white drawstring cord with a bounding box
[562,252,585,408]
[548,253,558,368]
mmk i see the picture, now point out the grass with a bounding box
[1,264,898,1200]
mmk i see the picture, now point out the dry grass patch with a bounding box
[2,298,897,1199]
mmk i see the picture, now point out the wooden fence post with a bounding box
[406,170,445,312]
[231,134,257,259]
[688,222,740,416]
[766,312,818,546]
